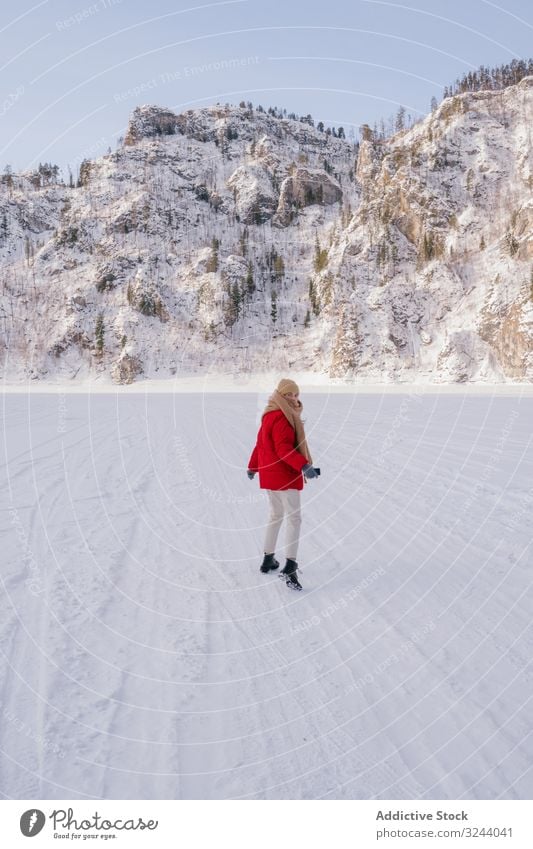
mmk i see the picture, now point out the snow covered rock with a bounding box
[111,352,144,384]
[227,164,278,224]
[124,105,186,145]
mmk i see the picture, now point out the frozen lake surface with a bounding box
[1,390,532,799]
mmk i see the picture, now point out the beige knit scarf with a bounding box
[262,390,313,465]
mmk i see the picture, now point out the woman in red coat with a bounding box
[247,378,318,590]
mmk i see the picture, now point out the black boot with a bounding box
[280,558,302,590]
[286,572,302,590]
[260,553,279,573]
[280,558,298,575]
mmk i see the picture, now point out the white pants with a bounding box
[263,489,302,561]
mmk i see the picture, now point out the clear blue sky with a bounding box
[1,0,532,175]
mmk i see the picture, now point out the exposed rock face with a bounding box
[227,165,278,224]
[355,139,383,187]
[128,281,167,320]
[254,135,281,170]
[514,202,533,259]
[275,167,342,226]
[49,327,91,358]
[124,106,187,145]
[434,331,495,382]
[325,76,533,382]
[111,353,143,384]
[479,295,532,379]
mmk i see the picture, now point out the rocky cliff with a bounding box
[1,81,532,384]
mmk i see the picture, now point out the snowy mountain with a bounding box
[1,78,532,384]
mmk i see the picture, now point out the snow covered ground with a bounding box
[1,389,532,800]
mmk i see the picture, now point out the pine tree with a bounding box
[304,309,311,328]
[271,290,277,323]
[239,227,248,256]
[230,282,241,321]
[395,106,406,132]
[273,254,285,280]
[313,236,328,272]
[3,165,13,195]
[24,236,33,266]
[78,159,91,188]
[421,231,435,262]
[309,278,320,316]
[505,231,519,257]
[95,312,105,356]
[391,243,399,273]
[246,261,255,295]
[206,237,219,272]
[443,56,533,100]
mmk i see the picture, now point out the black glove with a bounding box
[302,463,318,479]
[247,470,256,480]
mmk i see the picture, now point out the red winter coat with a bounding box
[248,410,309,491]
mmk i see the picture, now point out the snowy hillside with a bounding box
[1,79,532,384]
[325,78,533,383]
[1,391,532,799]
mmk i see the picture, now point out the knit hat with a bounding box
[276,378,300,396]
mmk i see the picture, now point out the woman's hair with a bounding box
[276,378,300,396]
